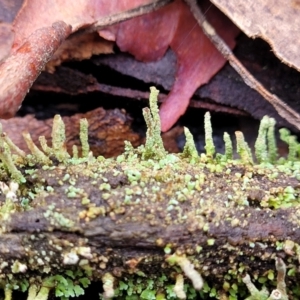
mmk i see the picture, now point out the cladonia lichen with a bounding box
[0,87,300,299]
[242,258,288,300]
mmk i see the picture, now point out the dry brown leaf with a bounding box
[0,0,239,133]
[112,0,239,131]
[0,0,171,119]
[210,0,300,71]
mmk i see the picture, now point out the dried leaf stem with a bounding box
[91,0,174,31]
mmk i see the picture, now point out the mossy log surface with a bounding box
[2,159,300,274]
[0,87,300,299]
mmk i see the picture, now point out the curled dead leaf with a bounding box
[0,0,239,133]
[0,21,71,118]
[210,0,300,71]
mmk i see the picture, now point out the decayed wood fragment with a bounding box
[0,107,143,158]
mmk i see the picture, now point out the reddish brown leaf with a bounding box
[0,0,171,119]
[107,0,239,131]
[0,0,23,62]
[0,23,13,62]
[0,21,71,118]
[0,0,239,132]
[11,0,163,49]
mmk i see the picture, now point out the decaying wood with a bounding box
[1,151,300,296]
[0,107,143,158]
[0,87,300,299]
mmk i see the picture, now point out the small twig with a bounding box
[184,0,300,131]
[90,0,174,31]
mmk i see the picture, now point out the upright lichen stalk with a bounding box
[142,86,167,159]
[255,116,269,163]
[267,117,277,163]
[255,116,277,164]
[22,131,51,165]
[204,112,215,158]
[279,128,300,161]
[223,132,233,160]
[235,131,253,163]
[80,118,89,158]
[51,115,70,162]
[182,127,198,161]
[0,124,25,183]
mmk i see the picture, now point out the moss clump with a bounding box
[0,87,300,299]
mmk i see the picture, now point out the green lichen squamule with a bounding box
[0,87,299,299]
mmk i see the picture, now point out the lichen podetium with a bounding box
[0,87,300,299]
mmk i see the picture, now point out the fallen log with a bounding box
[0,87,299,299]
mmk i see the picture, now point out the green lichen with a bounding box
[223,132,233,160]
[26,270,91,300]
[242,258,288,300]
[22,131,51,165]
[204,112,215,158]
[79,118,89,158]
[142,86,167,160]
[255,116,270,163]
[0,87,300,299]
[39,115,71,162]
[235,131,253,164]
[43,203,75,228]
[182,127,198,162]
[279,128,299,161]
[166,253,203,291]
[0,126,25,183]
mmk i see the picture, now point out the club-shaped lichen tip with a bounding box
[80,118,90,158]
[182,127,198,161]
[204,112,215,158]
[223,132,233,160]
[142,87,166,159]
